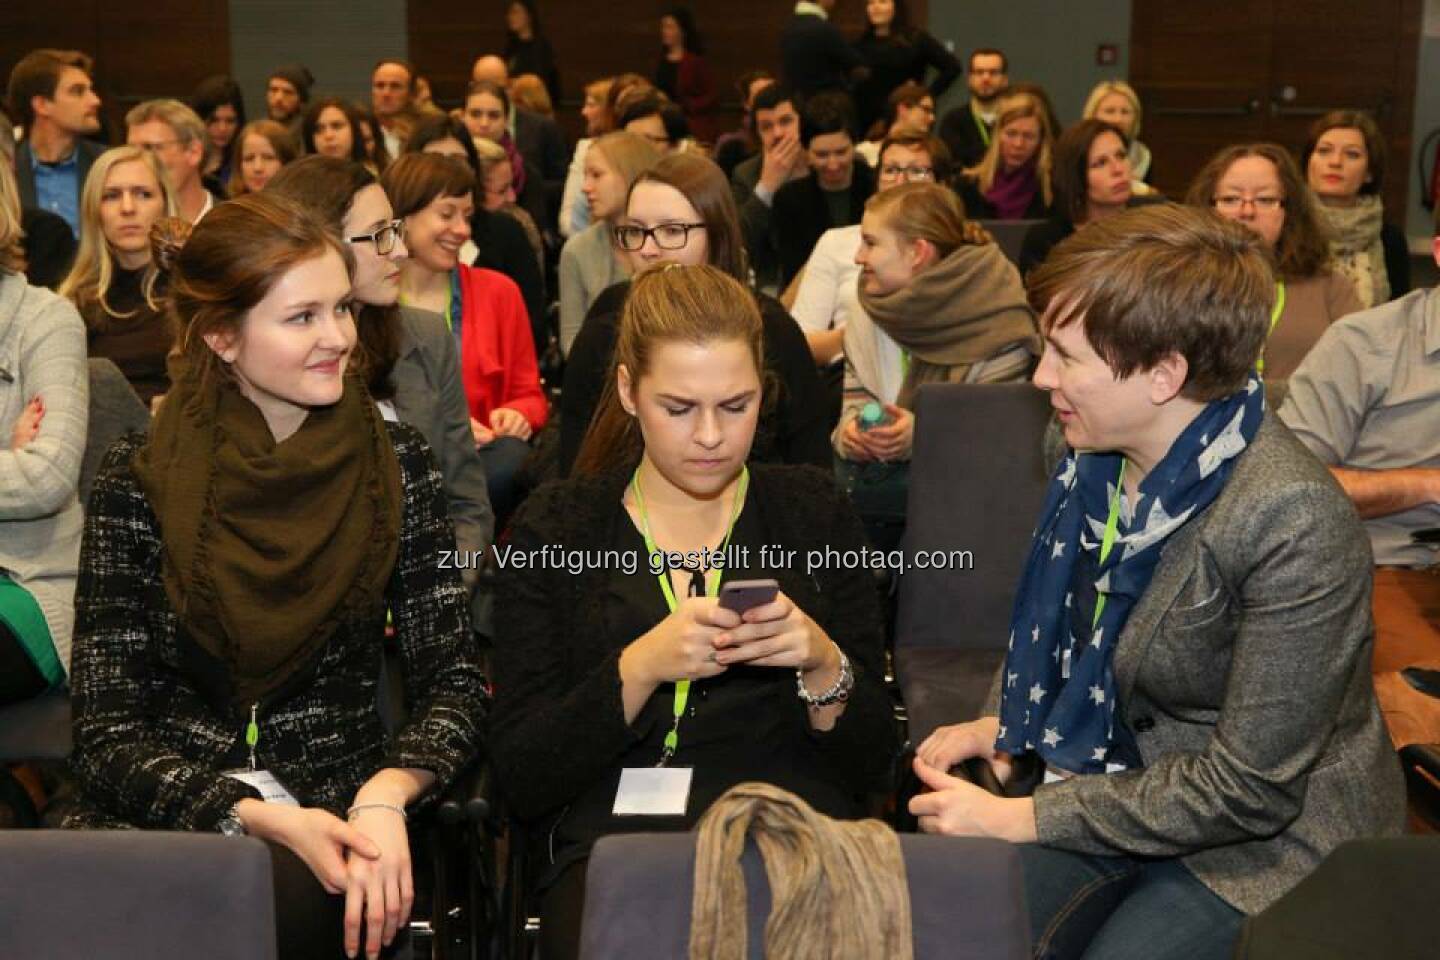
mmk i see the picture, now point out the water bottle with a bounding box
[857,401,892,431]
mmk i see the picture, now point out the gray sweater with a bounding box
[0,271,88,673]
[558,222,628,356]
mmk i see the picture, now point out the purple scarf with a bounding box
[501,133,528,196]
[985,163,1039,220]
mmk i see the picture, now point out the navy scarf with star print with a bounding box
[996,374,1266,775]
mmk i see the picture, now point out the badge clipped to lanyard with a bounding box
[612,466,748,817]
[221,703,299,805]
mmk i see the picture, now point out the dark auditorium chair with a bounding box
[894,383,1053,745]
[0,830,277,960]
[578,832,1029,959]
[81,357,151,506]
[1233,837,1440,960]
[977,219,1045,267]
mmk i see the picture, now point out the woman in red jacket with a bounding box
[654,6,718,145]
[385,152,546,520]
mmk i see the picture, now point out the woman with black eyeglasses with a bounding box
[267,156,494,628]
[1185,144,1361,383]
[559,152,831,476]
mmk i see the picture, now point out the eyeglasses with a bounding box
[1213,195,1284,212]
[879,164,935,182]
[613,222,706,251]
[348,219,406,255]
[135,139,185,154]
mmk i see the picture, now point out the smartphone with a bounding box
[718,578,780,615]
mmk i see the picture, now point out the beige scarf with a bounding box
[858,240,1039,408]
[689,783,912,960]
[1320,195,1389,308]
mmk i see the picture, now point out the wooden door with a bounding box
[1131,0,1420,216]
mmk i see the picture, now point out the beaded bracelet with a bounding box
[795,648,853,707]
[347,802,407,821]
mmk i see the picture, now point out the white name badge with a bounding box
[612,767,693,817]
[223,769,300,806]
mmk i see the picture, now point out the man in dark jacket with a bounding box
[7,48,105,239]
[780,0,866,98]
[938,48,1009,170]
[771,92,875,287]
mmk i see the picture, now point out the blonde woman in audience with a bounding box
[62,194,485,960]
[510,73,554,119]
[1082,80,1150,183]
[557,131,660,354]
[0,155,87,706]
[475,135,546,275]
[227,119,296,197]
[60,146,177,406]
[957,91,1054,220]
[387,153,546,520]
[560,73,649,238]
[836,182,1038,547]
[493,263,895,960]
[1302,110,1410,307]
[1187,143,1361,382]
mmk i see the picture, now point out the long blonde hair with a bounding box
[0,158,24,275]
[966,92,1054,206]
[59,145,177,327]
[572,264,764,477]
[1082,81,1143,140]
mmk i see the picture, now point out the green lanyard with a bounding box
[630,465,750,765]
[1091,460,1126,631]
[1256,281,1286,376]
[972,102,992,146]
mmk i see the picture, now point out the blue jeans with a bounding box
[477,435,531,525]
[1019,845,1243,960]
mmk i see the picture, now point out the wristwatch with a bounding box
[216,804,247,837]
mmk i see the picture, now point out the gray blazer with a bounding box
[987,413,1405,915]
[15,139,106,215]
[392,307,494,633]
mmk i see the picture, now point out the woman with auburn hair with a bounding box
[912,203,1402,960]
[492,263,896,960]
[1301,109,1409,307]
[957,91,1055,220]
[560,73,651,238]
[1082,80,1151,183]
[1019,118,1166,276]
[303,97,368,166]
[227,119,297,197]
[0,154,88,707]
[60,145,177,405]
[558,131,660,354]
[61,194,486,960]
[385,152,546,522]
[559,151,831,477]
[837,181,1037,547]
[510,73,554,119]
[1187,143,1361,381]
[266,155,493,628]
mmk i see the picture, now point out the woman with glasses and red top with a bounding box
[559,152,832,477]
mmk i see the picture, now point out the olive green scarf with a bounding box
[133,357,401,707]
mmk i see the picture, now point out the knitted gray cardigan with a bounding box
[0,270,89,674]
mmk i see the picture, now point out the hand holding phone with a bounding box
[717,579,780,617]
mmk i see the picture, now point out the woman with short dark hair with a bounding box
[913,204,1404,960]
[190,75,246,192]
[852,0,961,136]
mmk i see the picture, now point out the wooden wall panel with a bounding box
[1,0,229,141]
[409,0,925,140]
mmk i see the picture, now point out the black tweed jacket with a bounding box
[63,422,487,831]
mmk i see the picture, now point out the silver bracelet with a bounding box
[347,802,407,821]
[795,648,853,707]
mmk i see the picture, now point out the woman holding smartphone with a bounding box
[491,264,896,960]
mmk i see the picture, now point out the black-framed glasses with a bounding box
[613,222,706,251]
[879,164,935,182]
[348,219,405,255]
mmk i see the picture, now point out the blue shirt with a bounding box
[30,149,81,238]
